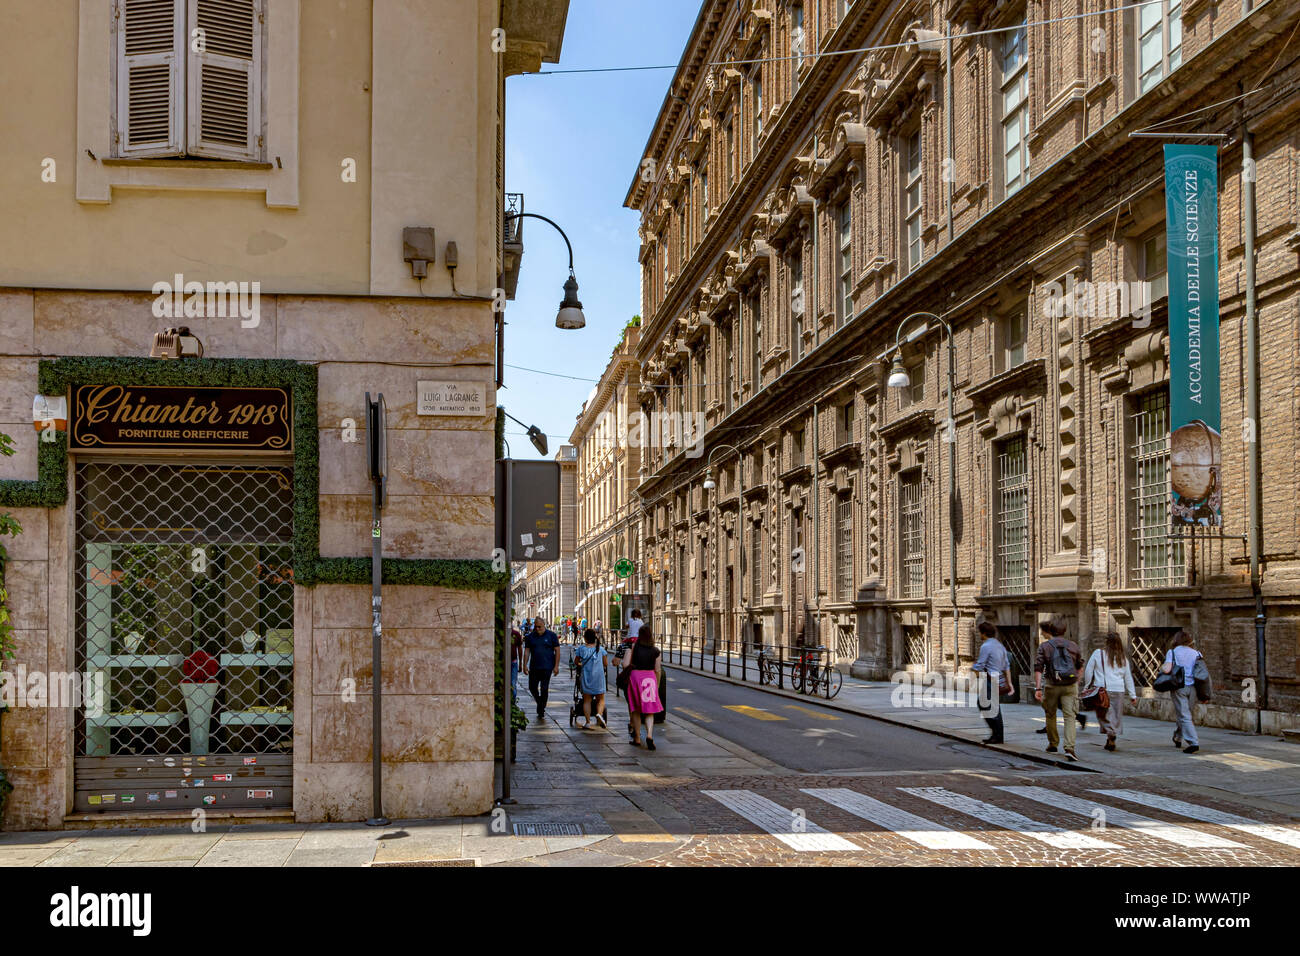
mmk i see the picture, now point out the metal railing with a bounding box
[657,634,844,699]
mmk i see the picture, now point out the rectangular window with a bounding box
[723,322,734,414]
[1139,0,1183,94]
[1000,308,1026,372]
[1140,229,1168,303]
[753,74,763,149]
[1130,389,1185,587]
[751,289,763,389]
[1001,19,1029,196]
[837,399,855,446]
[837,200,853,326]
[725,114,735,188]
[905,129,923,272]
[700,167,709,228]
[751,524,763,599]
[996,435,1030,594]
[791,4,805,82]
[900,471,924,598]
[836,495,853,600]
[115,0,265,161]
[790,245,805,358]
[898,360,924,409]
[792,427,805,467]
[678,204,687,268]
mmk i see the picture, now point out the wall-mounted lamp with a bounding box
[150,327,204,359]
[502,211,586,330]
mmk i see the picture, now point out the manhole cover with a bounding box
[370,858,478,867]
[512,822,583,836]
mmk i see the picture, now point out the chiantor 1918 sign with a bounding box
[69,384,291,452]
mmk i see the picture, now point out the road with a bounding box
[662,666,1025,774]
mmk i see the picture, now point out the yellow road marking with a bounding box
[676,707,712,723]
[723,705,787,721]
[784,704,840,720]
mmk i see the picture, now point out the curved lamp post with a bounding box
[502,409,548,456]
[501,211,586,329]
[702,443,744,655]
[887,311,960,675]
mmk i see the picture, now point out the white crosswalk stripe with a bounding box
[900,786,1121,849]
[702,789,859,852]
[1090,788,1300,850]
[801,788,994,850]
[996,786,1245,849]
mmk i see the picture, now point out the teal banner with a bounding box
[1164,144,1222,527]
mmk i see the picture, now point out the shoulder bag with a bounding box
[1079,650,1110,712]
[1192,654,1213,703]
[1152,651,1185,693]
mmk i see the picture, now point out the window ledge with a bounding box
[101,158,275,170]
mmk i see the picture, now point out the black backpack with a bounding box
[1047,638,1077,685]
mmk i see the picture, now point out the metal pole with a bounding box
[1243,118,1268,730]
[367,475,388,826]
[499,459,516,804]
[947,322,959,677]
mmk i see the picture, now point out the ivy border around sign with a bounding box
[0,356,505,592]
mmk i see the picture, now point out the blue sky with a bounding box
[500,0,700,459]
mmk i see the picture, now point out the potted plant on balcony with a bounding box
[180,648,220,755]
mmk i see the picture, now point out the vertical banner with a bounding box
[1164,144,1222,527]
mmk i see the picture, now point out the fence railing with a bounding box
[654,634,844,699]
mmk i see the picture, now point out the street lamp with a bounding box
[502,211,586,330]
[887,311,960,676]
[502,410,548,456]
[702,443,745,655]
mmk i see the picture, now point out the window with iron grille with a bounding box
[998,625,1032,685]
[751,523,763,600]
[899,470,924,597]
[1130,389,1185,587]
[1128,626,1179,687]
[836,494,853,600]
[74,461,294,812]
[903,624,926,666]
[996,434,1030,594]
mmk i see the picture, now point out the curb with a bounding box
[663,661,1102,774]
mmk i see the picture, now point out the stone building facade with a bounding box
[0,0,571,829]
[572,325,645,631]
[625,0,1300,730]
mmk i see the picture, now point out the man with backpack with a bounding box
[1033,614,1085,761]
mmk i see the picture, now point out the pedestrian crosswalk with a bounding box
[693,785,1300,857]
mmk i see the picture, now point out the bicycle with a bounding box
[757,647,779,685]
[789,647,844,699]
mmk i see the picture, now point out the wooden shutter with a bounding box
[116,0,185,156]
[187,0,262,160]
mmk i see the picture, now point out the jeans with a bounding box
[510,661,519,702]
[1043,683,1079,751]
[528,668,553,715]
[1170,684,1199,747]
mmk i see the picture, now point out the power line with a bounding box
[525,0,1167,76]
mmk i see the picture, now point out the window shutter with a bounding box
[116,0,185,157]
[187,0,262,161]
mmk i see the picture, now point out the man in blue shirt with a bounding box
[522,616,561,721]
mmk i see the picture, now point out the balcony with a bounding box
[503,192,525,300]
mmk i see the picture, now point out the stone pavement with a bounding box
[662,653,1300,811]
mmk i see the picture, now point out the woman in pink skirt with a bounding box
[620,627,664,750]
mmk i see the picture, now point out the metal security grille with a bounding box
[999,626,1032,686]
[996,436,1030,594]
[1131,390,1185,587]
[903,625,926,667]
[836,495,853,600]
[74,462,294,812]
[900,473,924,598]
[1129,627,1178,687]
[835,623,855,663]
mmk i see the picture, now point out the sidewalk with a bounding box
[663,653,1300,812]
[0,653,768,867]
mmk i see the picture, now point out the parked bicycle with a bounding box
[789,646,843,699]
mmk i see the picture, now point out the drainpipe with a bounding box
[810,133,822,644]
[1242,100,1267,730]
[945,22,954,244]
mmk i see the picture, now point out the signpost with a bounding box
[365,392,388,827]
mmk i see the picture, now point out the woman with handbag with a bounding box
[1081,632,1137,752]
[620,626,664,750]
[1157,629,1202,754]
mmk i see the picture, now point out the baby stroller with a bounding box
[568,643,608,728]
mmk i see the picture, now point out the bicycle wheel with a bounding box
[759,660,772,685]
[827,669,843,699]
[789,663,806,693]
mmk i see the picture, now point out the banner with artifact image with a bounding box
[1163,144,1222,527]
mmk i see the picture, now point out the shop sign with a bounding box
[69,384,291,452]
